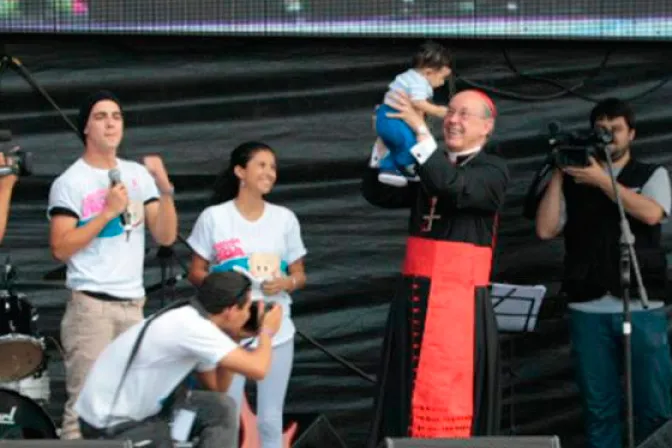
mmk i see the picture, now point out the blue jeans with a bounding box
[375,104,417,175]
[569,307,672,448]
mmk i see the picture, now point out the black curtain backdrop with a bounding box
[0,37,671,448]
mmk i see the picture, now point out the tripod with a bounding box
[148,234,375,384]
[602,138,650,448]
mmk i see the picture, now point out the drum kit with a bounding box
[0,262,57,440]
[0,248,190,442]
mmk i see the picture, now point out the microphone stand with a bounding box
[146,245,188,305]
[172,234,375,384]
[3,256,16,293]
[157,246,175,308]
[602,143,649,448]
[0,50,80,137]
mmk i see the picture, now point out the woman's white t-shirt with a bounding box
[187,200,307,347]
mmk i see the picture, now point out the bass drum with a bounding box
[0,388,57,439]
[0,368,51,407]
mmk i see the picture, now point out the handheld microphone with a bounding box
[108,168,132,242]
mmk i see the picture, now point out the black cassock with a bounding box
[362,147,509,446]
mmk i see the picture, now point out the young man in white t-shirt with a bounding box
[47,90,179,440]
[76,271,282,448]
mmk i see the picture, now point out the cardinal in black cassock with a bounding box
[363,90,509,446]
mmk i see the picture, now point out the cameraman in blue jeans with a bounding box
[535,98,672,448]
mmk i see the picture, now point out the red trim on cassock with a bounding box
[402,236,493,438]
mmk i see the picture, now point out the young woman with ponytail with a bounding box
[187,141,307,448]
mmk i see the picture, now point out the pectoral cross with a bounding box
[422,197,441,232]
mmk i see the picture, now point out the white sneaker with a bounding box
[378,172,409,187]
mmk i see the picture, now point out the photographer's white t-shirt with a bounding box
[187,200,307,347]
[75,306,236,428]
[47,158,159,298]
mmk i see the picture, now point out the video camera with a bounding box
[243,301,276,333]
[0,130,33,178]
[522,123,614,221]
[548,122,613,168]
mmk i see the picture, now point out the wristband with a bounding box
[159,184,175,196]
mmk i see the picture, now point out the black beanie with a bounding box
[77,90,123,142]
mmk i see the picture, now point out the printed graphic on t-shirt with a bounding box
[210,238,288,278]
[248,253,282,280]
[78,182,146,238]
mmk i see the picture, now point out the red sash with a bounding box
[402,236,492,438]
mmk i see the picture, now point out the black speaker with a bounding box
[0,442,130,447]
[637,419,672,448]
[284,412,347,448]
[380,436,562,448]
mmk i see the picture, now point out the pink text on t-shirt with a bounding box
[81,188,108,220]
[213,238,245,262]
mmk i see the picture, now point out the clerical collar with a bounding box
[448,145,482,164]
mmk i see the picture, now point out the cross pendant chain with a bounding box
[422,197,441,232]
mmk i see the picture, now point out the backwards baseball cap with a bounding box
[197,271,251,314]
[77,90,123,142]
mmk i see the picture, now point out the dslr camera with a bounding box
[549,125,613,168]
[243,301,276,333]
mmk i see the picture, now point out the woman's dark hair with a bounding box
[210,141,276,205]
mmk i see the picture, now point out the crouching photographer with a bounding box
[74,271,283,448]
[533,98,672,448]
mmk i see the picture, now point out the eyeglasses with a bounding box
[446,107,486,120]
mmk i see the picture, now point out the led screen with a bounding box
[0,0,669,39]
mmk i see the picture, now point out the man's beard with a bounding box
[609,145,628,162]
